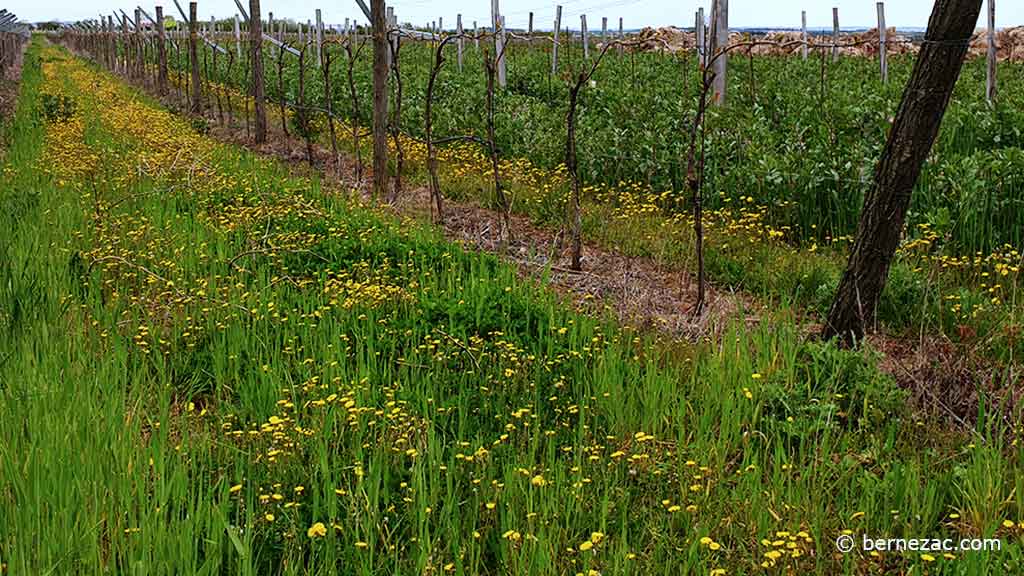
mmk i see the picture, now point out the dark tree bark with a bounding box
[823,0,983,344]
[249,0,267,144]
[371,0,389,200]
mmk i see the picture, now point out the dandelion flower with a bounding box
[307,522,327,538]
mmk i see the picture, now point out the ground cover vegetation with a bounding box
[3,37,1023,575]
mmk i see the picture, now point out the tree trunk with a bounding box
[249,0,267,144]
[371,0,389,200]
[823,0,983,344]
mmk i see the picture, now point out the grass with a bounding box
[2,38,1024,575]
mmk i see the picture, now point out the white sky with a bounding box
[11,0,1019,30]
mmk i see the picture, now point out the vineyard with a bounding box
[61,13,1024,359]
[1,0,1024,574]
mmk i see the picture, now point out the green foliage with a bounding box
[161,33,1024,260]
[38,91,75,123]
[190,115,210,134]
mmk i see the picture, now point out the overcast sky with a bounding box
[10,0,1019,30]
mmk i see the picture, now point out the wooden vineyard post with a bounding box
[157,6,168,94]
[322,34,338,168]
[581,15,589,60]
[618,17,623,56]
[189,2,201,115]
[801,10,808,60]
[986,0,996,103]
[385,7,393,68]
[174,20,184,103]
[601,17,607,45]
[474,21,479,50]
[528,12,534,41]
[212,16,223,124]
[878,2,888,83]
[457,14,463,71]
[492,0,506,88]
[249,0,266,143]
[371,0,389,200]
[234,14,241,59]
[117,14,124,75]
[711,0,727,106]
[108,16,115,71]
[696,8,704,69]
[134,9,143,80]
[100,16,108,69]
[316,9,323,67]
[832,7,840,62]
[297,47,314,164]
[225,23,235,126]
[552,5,562,75]
[121,13,129,75]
